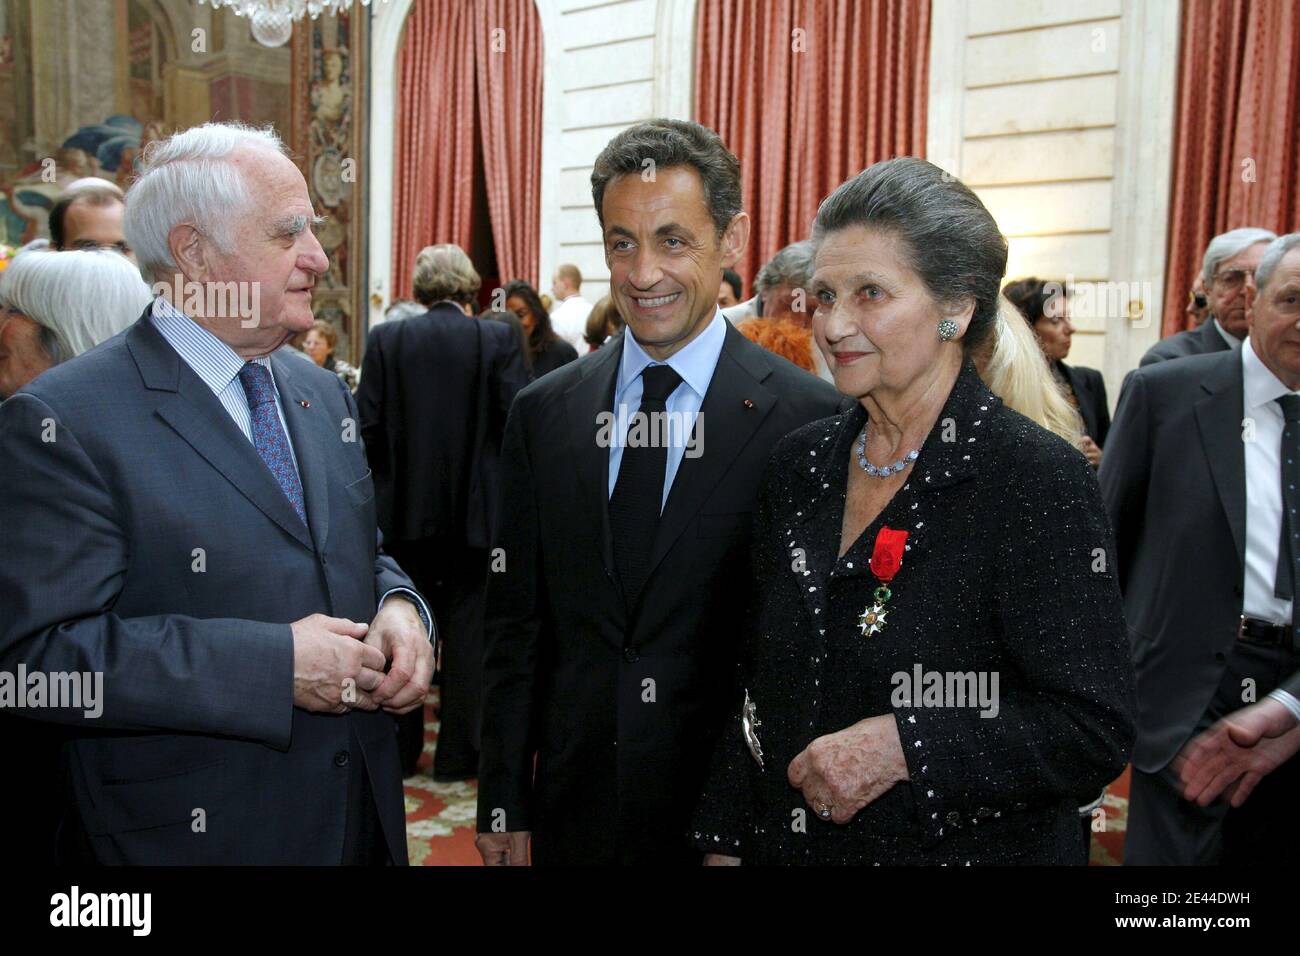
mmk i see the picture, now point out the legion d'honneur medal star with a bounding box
[859,525,909,638]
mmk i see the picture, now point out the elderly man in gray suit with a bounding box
[0,122,433,865]
[1140,227,1276,367]
[1103,233,1300,865]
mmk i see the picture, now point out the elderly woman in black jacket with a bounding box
[693,158,1135,865]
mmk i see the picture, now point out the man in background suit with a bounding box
[475,120,843,866]
[358,244,528,780]
[1140,227,1275,366]
[1101,232,1300,864]
[0,122,432,864]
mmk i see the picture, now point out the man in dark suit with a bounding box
[0,123,432,865]
[1139,227,1275,366]
[358,244,529,780]
[475,120,843,866]
[1101,232,1300,864]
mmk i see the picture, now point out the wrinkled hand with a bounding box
[788,714,908,825]
[365,597,433,715]
[291,614,387,713]
[1080,435,1102,467]
[703,854,741,866]
[476,831,531,866]
[1175,697,1300,807]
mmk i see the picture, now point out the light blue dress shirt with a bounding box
[149,298,432,636]
[607,308,727,510]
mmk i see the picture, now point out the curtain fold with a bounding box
[695,0,930,289]
[392,0,543,303]
[1162,0,1300,338]
[474,0,543,287]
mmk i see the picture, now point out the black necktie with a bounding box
[609,364,683,607]
[1273,396,1300,636]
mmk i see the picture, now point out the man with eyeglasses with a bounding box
[1141,227,1277,367]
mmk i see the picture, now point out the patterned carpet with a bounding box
[404,691,1131,866]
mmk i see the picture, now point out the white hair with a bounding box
[1202,227,1277,285]
[123,122,289,281]
[0,248,152,363]
[1255,233,1300,292]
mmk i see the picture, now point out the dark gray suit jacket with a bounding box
[1100,348,1300,772]
[0,310,421,864]
[1139,317,1235,367]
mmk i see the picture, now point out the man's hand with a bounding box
[476,831,531,866]
[788,713,908,825]
[366,597,433,715]
[291,614,387,713]
[704,854,741,865]
[1175,697,1300,807]
[1080,435,1102,467]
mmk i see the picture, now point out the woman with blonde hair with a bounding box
[972,295,1084,449]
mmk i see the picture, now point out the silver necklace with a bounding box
[855,425,920,478]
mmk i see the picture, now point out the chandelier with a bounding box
[198,1,385,48]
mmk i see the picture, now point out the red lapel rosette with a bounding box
[868,526,909,583]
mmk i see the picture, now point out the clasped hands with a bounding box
[1174,696,1300,808]
[705,713,909,865]
[290,599,433,715]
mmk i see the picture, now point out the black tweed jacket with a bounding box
[692,363,1136,864]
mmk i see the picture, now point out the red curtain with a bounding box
[392,0,542,303]
[1162,0,1300,337]
[474,0,543,286]
[695,0,930,289]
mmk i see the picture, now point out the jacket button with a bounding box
[623,647,639,663]
[945,811,961,826]
[333,750,349,767]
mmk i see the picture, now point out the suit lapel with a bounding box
[563,342,622,584]
[273,354,331,553]
[127,314,315,552]
[642,325,776,590]
[1193,355,1247,572]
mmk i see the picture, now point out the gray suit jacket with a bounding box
[0,310,420,864]
[1139,317,1235,367]
[1100,348,1300,771]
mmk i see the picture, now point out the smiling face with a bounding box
[810,225,969,403]
[1209,241,1270,338]
[601,165,749,361]
[1247,247,1300,390]
[171,147,328,358]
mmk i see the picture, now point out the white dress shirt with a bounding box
[607,308,727,511]
[549,293,593,353]
[1240,337,1300,719]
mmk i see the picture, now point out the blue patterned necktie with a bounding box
[238,362,306,524]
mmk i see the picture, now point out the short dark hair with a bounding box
[503,280,556,354]
[721,268,742,300]
[812,158,1008,353]
[49,184,124,250]
[1002,277,1066,326]
[591,119,742,240]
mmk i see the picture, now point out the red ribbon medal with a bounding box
[859,526,909,637]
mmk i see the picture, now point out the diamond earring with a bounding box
[937,318,960,341]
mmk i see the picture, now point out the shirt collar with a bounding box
[616,307,727,402]
[150,296,271,396]
[1212,316,1243,350]
[1242,335,1296,411]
